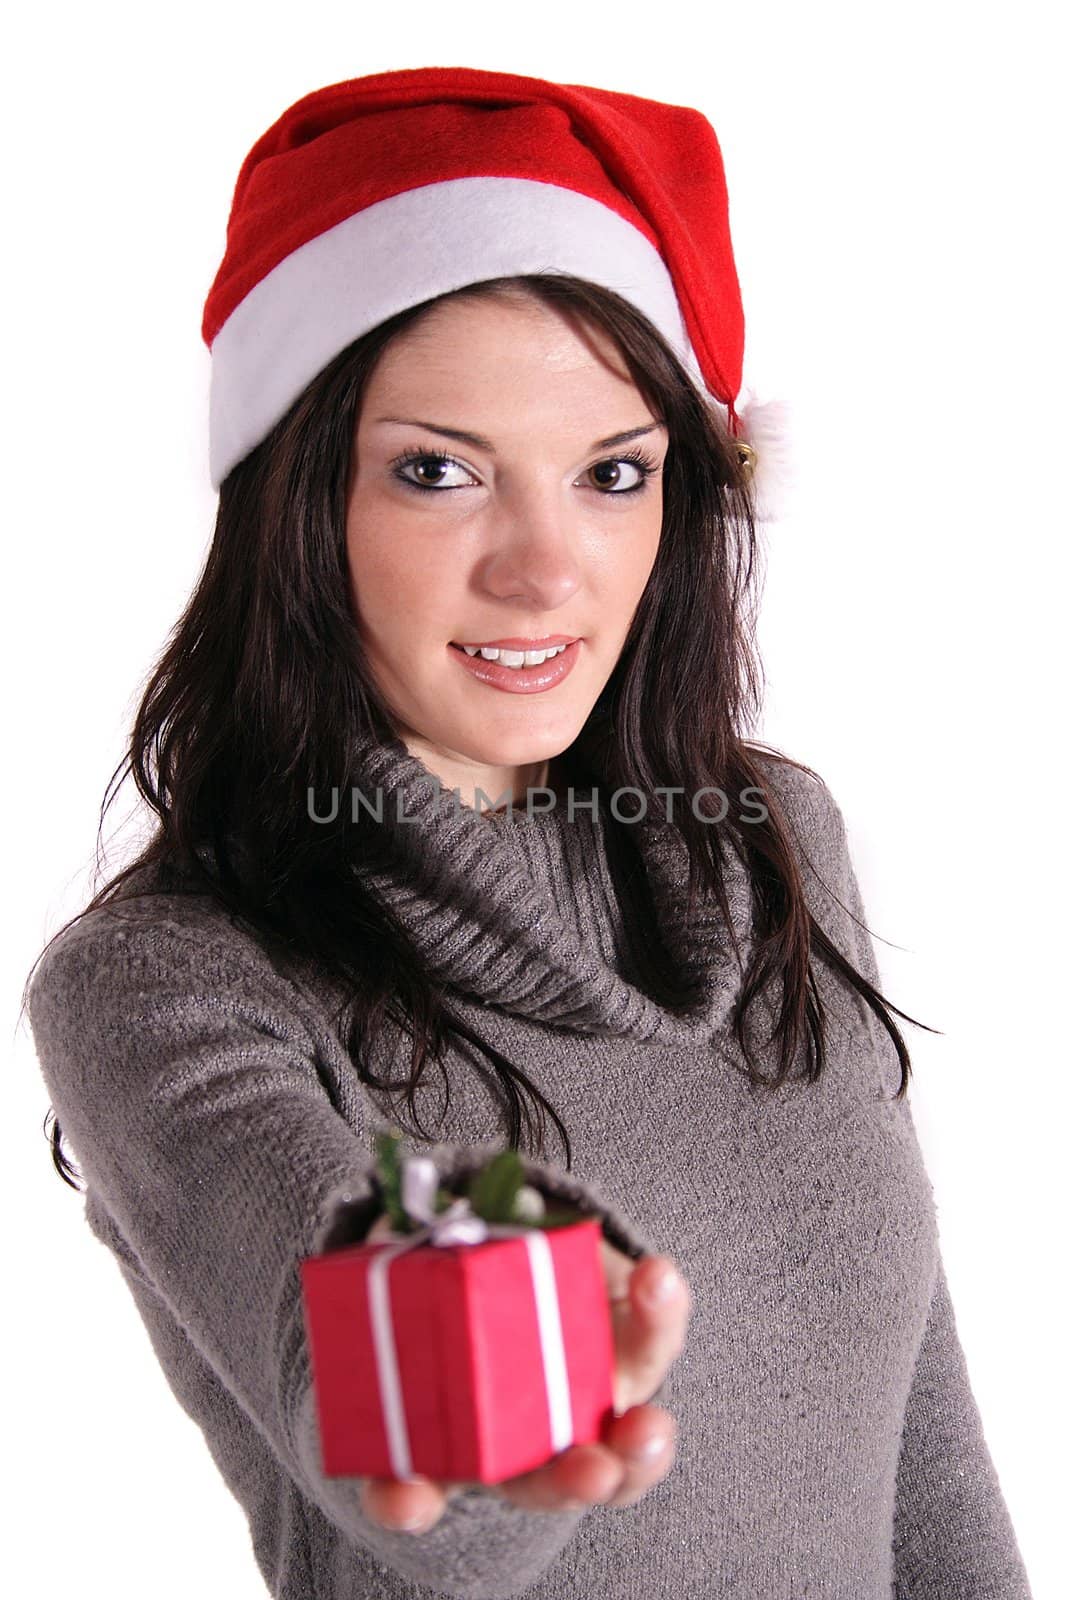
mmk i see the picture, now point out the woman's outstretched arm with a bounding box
[25,899,680,1599]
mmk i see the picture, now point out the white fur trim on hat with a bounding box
[207,176,731,490]
[736,386,796,524]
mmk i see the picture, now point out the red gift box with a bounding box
[299,1217,615,1484]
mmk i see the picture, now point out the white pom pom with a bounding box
[735,387,797,524]
[513,1185,546,1222]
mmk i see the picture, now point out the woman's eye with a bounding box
[588,455,652,493]
[392,452,479,492]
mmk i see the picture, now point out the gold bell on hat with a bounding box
[731,392,794,521]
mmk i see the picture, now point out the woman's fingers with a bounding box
[358,1475,449,1535]
[360,1400,679,1530]
[494,1439,624,1511]
[608,1252,692,1414]
[358,1445,627,1528]
[600,1402,678,1506]
[495,1401,678,1512]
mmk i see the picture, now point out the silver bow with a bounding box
[395,1156,491,1246]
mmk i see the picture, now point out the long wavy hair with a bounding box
[23,271,932,1191]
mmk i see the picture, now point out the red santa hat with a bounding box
[202,65,793,518]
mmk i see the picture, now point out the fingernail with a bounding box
[645,1265,681,1305]
[628,1432,670,1462]
[388,1513,434,1535]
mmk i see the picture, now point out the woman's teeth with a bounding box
[459,644,569,668]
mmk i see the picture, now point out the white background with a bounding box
[5,1,1061,1595]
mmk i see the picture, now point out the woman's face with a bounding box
[344,291,667,811]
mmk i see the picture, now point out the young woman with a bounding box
[23,66,1032,1599]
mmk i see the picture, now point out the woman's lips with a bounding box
[447,639,581,694]
[451,635,577,650]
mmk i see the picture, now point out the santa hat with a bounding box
[202,65,793,518]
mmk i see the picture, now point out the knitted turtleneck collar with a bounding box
[347,720,756,1049]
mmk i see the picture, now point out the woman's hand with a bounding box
[357,1220,692,1535]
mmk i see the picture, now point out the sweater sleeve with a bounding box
[890,1200,1034,1599]
[809,781,1033,1599]
[25,903,650,1600]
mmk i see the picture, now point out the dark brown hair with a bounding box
[23,272,931,1190]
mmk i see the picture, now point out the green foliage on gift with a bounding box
[375,1129,411,1233]
[467,1146,526,1221]
[373,1130,580,1233]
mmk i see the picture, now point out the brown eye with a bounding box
[590,460,637,490]
[390,449,479,493]
[587,450,661,495]
[409,458,449,487]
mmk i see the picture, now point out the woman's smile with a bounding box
[446,637,583,694]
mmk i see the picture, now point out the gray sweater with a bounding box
[25,737,1032,1599]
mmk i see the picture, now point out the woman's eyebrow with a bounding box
[372,417,667,454]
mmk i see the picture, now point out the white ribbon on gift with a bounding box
[366,1156,574,1482]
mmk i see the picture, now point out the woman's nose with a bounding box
[479,498,584,608]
